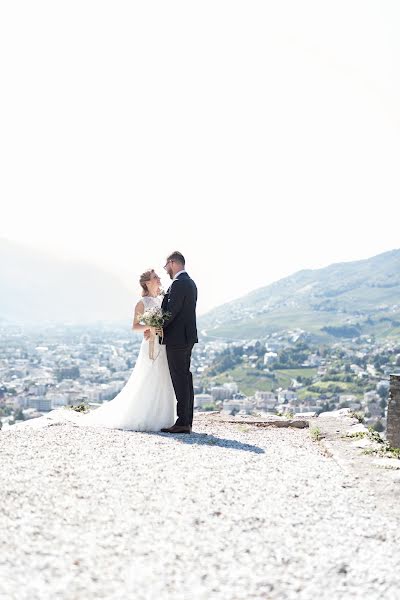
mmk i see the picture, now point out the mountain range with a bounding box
[199,249,400,342]
[0,238,133,323]
[2,239,400,340]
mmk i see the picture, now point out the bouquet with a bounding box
[138,307,171,360]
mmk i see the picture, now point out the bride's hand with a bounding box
[146,326,157,338]
[144,328,151,340]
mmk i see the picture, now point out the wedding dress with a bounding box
[40,295,177,431]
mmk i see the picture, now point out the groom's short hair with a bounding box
[167,251,185,266]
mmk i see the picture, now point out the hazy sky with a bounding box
[1,1,399,314]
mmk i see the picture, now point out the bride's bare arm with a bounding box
[132,300,150,332]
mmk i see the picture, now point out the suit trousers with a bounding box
[166,343,194,427]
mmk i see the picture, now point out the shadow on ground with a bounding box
[146,431,265,454]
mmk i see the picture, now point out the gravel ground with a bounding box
[1,416,400,600]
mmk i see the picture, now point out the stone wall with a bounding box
[387,374,400,448]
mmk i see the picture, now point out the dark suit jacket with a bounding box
[161,272,198,347]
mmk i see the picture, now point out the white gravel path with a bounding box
[1,416,400,600]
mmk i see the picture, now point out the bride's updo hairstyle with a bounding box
[139,269,155,297]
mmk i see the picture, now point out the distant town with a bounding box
[1,322,398,432]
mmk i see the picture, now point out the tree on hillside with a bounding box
[377,386,389,401]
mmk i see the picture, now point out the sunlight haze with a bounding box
[1,1,399,314]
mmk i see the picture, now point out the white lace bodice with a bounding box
[140,295,162,310]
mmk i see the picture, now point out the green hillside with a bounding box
[199,249,400,341]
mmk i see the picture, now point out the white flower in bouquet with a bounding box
[138,307,170,329]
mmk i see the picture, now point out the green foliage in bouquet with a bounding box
[138,307,171,328]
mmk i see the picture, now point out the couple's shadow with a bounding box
[146,430,265,454]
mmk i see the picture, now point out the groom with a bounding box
[160,251,198,434]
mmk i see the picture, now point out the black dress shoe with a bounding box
[160,424,192,434]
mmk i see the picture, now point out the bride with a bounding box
[39,269,177,431]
